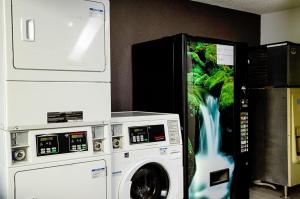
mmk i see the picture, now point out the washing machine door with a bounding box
[130,163,169,199]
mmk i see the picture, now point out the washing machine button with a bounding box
[132,136,136,143]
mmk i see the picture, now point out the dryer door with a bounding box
[130,163,169,199]
[15,160,107,199]
[12,0,107,72]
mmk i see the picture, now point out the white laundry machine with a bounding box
[0,125,112,199]
[110,112,183,199]
[0,0,112,198]
[0,0,111,130]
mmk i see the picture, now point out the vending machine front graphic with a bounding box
[132,34,249,199]
[187,41,236,199]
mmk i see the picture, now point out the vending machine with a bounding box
[132,34,249,199]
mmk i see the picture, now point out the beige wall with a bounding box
[261,7,300,44]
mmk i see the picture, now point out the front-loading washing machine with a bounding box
[0,125,112,199]
[110,112,183,199]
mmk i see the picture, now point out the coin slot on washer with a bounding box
[93,140,103,152]
[112,124,123,150]
[12,147,27,162]
[112,137,122,149]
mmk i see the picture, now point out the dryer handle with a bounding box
[21,18,35,42]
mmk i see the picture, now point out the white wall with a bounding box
[261,6,300,44]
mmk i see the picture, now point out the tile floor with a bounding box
[250,185,300,199]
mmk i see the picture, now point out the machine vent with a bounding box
[247,47,270,88]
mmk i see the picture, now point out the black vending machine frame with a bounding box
[132,33,249,199]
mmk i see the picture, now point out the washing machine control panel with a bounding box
[129,125,165,144]
[36,131,88,156]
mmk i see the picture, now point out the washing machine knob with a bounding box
[14,149,26,161]
[93,141,103,152]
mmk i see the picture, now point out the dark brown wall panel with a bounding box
[110,0,260,111]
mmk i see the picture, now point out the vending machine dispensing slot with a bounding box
[210,169,230,187]
[296,127,300,156]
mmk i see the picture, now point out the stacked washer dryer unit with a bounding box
[111,112,184,199]
[0,0,111,198]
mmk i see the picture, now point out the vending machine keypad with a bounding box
[240,98,249,153]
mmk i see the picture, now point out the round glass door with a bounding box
[130,163,169,199]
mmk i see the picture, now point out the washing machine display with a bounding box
[69,132,88,151]
[36,135,59,156]
[36,131,88,156]
[129,125,165,144]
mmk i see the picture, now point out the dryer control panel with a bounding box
[129,125,166,144]
[36,131,88,156]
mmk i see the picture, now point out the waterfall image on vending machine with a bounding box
[187,42,235,199]
[188,96,234,199]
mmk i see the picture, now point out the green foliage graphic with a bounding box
[187,41,234,115]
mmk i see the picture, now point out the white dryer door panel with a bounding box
[12,0,106,72]
[15,160,107,199]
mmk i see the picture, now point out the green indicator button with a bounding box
[52,147,57,153]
